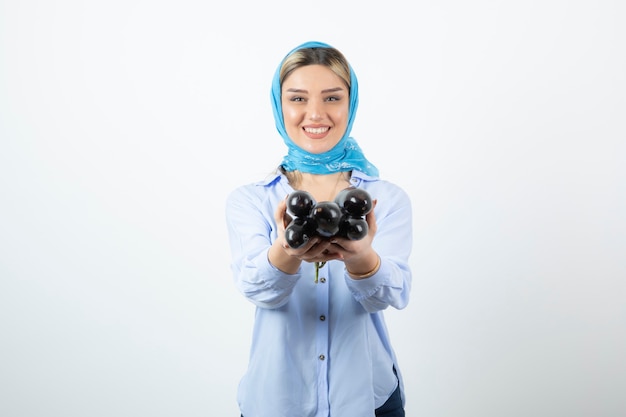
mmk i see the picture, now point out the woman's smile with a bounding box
[303,125,331,139]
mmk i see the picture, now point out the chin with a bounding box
[303,141,340,154]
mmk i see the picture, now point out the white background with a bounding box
[1,1,624,416]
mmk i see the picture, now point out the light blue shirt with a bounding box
[225,169,413,417]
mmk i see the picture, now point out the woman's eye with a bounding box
[325,96,341,102]
[289,96,305,102]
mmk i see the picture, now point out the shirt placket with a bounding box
[315,262,330,416]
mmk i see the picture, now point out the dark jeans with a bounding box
[375,382,404,417]
[241,383,404,417]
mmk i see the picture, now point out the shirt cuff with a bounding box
[261,251,301,290]
[344,259,390,300]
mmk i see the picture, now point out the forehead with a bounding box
[282,65,346,91]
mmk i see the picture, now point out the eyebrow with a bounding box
[285,87,346,94]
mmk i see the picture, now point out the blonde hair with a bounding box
[279,47,351,91]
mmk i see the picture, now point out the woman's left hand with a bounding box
[321,200,379,271]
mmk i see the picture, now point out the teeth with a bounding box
[304,127,328,134]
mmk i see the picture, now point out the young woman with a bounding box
[225,41,413,417]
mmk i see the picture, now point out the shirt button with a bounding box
[319,315,326,321]
[319,277,326,283]
[319,354,325,361]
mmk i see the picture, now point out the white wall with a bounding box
[1,1,624,416]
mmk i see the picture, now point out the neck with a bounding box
[288,171,351,202]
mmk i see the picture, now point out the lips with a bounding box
[304,126,329,134]
[303,126,330,139]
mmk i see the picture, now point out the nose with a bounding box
[307,99,323,121]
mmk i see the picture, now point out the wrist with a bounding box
[346,255,381,279]
[268,242,301,274]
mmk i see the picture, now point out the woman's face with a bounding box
[281,64,349,154]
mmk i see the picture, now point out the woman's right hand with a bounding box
[270,197,340,272]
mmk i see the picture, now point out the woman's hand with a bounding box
[273,197,341,264]
[268,197,334,273]
[329,200,379,276]
[304,199,380,275]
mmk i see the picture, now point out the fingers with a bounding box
[284,238,340,263]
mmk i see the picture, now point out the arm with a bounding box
[342,185,413,313]
[225,186,300,309]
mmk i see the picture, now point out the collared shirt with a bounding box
[225,169,413,417]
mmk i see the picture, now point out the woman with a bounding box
[225,41,413,417]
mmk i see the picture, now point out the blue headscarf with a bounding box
[271,41,379,177]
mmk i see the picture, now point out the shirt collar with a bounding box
[256,168,376,188]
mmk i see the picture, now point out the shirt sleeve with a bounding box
[344,184,413,313]
[225,185,301,309]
